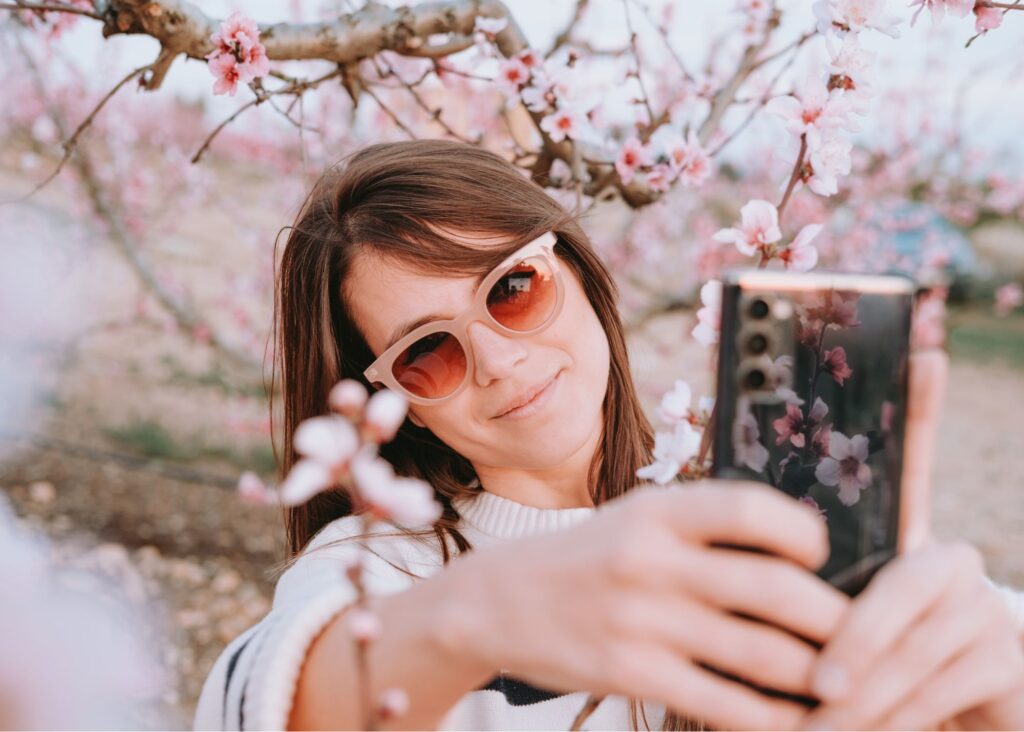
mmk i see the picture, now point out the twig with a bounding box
[776,132,807,224]
[371,54,475,143]
[622,0,656,129]
[0,0,102,19]
[362,83,418,139]
[4,62,151,205]
[191,94,264,163]
[545,0,589,60]
[625,0,695,83]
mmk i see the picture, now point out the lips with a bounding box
[493,370,561,419]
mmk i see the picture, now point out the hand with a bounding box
[450,481,848,731]
[798,540,1024,730]
[799,350,1024,730]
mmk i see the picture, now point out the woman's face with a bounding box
[345,233,610,475]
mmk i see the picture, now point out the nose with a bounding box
[467,320,528,387]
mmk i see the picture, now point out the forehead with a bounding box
[345,248,484,355]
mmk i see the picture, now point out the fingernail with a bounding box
[812,662,848,701]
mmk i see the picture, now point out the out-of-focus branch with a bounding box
[14,37,263,377]
[545,0,588,60]
[0,1,102,19]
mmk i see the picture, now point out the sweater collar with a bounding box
[454,479,596,539]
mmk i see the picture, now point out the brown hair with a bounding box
[271,138,698,730]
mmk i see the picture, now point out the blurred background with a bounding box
[1,0,1022,727]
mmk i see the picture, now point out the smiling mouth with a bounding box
[494,369,562,419]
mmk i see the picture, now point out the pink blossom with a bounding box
[813,0,902,37]
[667,130,712,188]
[642,163,674,192]
[346,607,382,642]
[766,76,857,148]
[540,108,586,143]
[812,423,832,458]
[636,420,702,484]
[237,471,274,505]
[712,199,782,257]
[329,379,369,418]
[827,34,876,95]
[208,53,242,97]
[799,494,827,517]
[806,133,853,197]
[692,279,722,346]
[615,137,654,185]
[733,409,770,473]
[378,688,411,720]
[364,389,409,443]
[516,48,541,69]
[909,0,975,26]
[821,346,853,385]
[773,397,829,448]
[780,223,822,272]
[206,12,269,96]
[279,459,333,506]
[995,283,1023,317]
[657,379,693,425]
[496,58,530,96]
[294,416,359,468]
[350,452,442,527]
[974,5,1004,31]
[815,431,872,505]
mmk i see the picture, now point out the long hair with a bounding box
[271,138,698,731]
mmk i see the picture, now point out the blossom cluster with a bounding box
[238,380,442,529]
[205,12,270,97]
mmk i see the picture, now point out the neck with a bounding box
[470,412,602,509]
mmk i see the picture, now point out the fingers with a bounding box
[899,349,949,554]
[675,545,848,646]
[634,643,809,731]
[873,633,1024,731]
[809,542,981,705]
[800,581,987,729]
[657,483,831,571]
[653,594,819,696]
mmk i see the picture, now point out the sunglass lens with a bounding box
[486,256,558,331]
[391,331,467,399]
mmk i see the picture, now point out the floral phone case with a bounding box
[712,269,915,597]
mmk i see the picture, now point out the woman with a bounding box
[194,140,1024,731]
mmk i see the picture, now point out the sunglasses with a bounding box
[363,231,565,405]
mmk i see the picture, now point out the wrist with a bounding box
[431,546,507,676]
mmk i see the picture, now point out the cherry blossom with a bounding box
[773,397,829,448]
[815,431,873,505]
[237,470,275,505]
[779,223,823,271]
[205,11,270,97]
[364,389,409,443]
[692,279,722,346]
[329,379,369,418]
[540,107,587,143]
[803,132,853,197]
[821,345,853,385]
[974,5,1004,31]
[766,75,858,149]
[813,0,903,37]
[666,130,712,188]
[994,283,1023,317]
[350,451,442,527]
[799,494,827,517]
[378,688,411,720]
[615,137,654,185]
[496,57,530,101]
[826,33,876,96]
[712,199,782,256]
[656,379,693,425]
[733,409,770,473]
[636,420,702,484]
[909,0,975,26]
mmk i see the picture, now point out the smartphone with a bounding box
[705,269,915,705]
[711,269,915,597]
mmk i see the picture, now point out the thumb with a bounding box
[898,349,950,554]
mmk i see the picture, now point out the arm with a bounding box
[288,549,495,731]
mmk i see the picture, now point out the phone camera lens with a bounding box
[749,299,770,319]
[746,333,769,354]
[743,369,767,390]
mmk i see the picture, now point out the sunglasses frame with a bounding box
[362,231,565,406]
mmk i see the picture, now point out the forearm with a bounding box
[287,551,498,730]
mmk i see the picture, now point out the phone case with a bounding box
[712,269,915,597]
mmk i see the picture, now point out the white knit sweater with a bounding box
[193,487,1024,731]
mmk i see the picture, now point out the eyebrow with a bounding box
[384,270,489,351]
